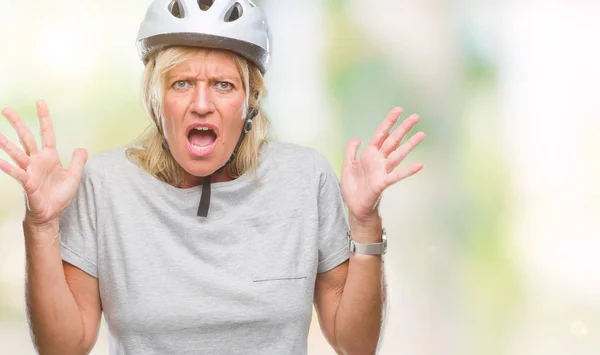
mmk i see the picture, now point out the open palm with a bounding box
[340,107,426,220]
[0,101,87,225]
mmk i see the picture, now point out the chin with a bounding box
[180,150,227,177]
[171,140,233,180]
[184,164,218,178]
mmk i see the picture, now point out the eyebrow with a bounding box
[211,75,242,83]
[167,72,241,83]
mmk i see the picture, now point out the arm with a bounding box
[25,219,102,355]
[319,106,425,354]
[0,101,101,354]
[314,216,385,355]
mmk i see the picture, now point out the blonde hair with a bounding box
[126,46,271,187]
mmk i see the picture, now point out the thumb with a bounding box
[68,148,88,181]
[344,138,362,166]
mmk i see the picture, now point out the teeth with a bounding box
[194,126,213,131]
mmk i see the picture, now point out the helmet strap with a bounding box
[197,108,259,217]
[161,137,170,152]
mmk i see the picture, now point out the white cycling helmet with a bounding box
[136,0,272,74]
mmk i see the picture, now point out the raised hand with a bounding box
[0,100,88,226]
[340,107,425,222]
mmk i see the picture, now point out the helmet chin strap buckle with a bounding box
[244,120,253,134]
[247,108,259,120]
[243,108,257,133]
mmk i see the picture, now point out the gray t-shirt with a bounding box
[59,141,350,355]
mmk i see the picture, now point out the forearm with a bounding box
[335,216,385,355]
[24,219,87,355]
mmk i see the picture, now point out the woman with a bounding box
[0,0,425,354]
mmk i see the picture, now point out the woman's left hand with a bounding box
[340,107,426,224]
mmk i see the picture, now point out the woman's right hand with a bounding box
[0,100,88,227]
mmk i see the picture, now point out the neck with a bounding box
[179,168,234,188]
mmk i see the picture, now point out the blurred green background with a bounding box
[1,0,599,354]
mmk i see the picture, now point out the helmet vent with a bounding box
[224,3,243,22]
[168,0,185,18]
[197,0,215,11]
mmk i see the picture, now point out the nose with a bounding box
[190,83,215,117]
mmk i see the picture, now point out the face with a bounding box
[162,49,247,188]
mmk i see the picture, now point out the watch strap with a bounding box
[347,228,387,255]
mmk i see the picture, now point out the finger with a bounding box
[369,107,403,149]
[381,113,420,157]
[0,132,30,169]
[2,107,39,155]
[344,138,362,165]
[386,131,426,172]
[0,159,27,184]
[384,162,423,186]
[37,100,56,149]
[68,148,88,181]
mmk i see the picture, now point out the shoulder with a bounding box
[262,141,335,172]
[80,147,136,182]
[262,141,315,161]
[260,141,338,186]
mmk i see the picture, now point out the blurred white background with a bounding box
[1,0,599,354]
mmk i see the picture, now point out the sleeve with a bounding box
[58,156,104,278]
[313,150,351,273]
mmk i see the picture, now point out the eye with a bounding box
[215,81,233,91]
[173,80,190,89]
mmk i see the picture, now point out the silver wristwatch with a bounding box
[347,228,387,255]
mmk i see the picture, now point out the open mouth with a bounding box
[187,126,218,156]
